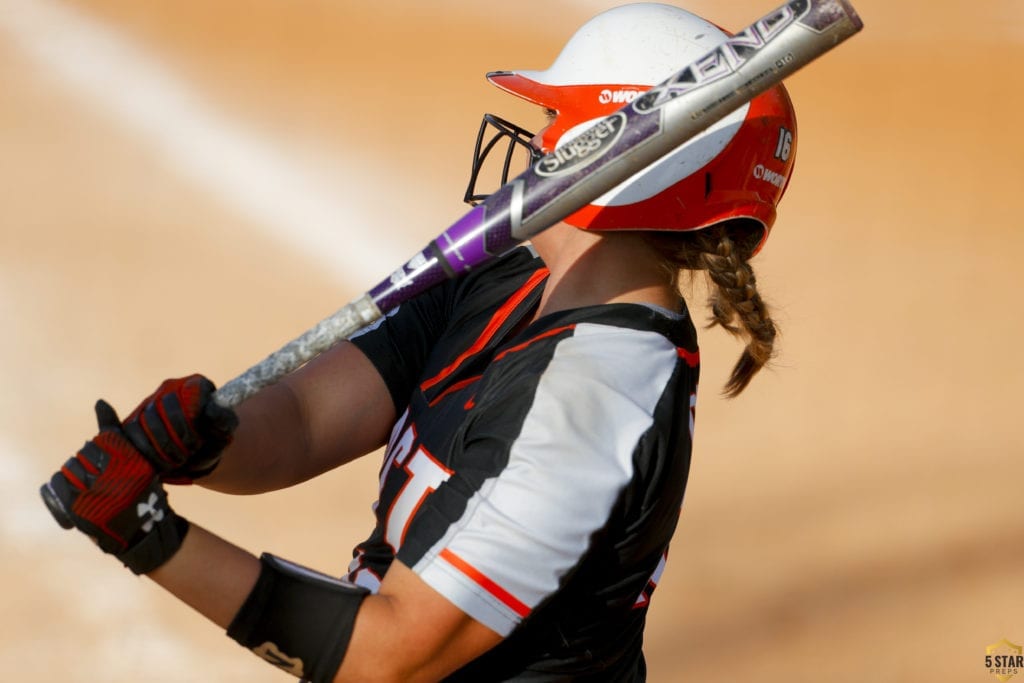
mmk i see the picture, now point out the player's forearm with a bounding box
[146,531,481,683]
[146,522,261,629]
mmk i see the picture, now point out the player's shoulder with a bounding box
[487,302,698,409]
[523,301,697,363]
[553,306,695,385]
[427,246,546,333]
[452,246,544,298]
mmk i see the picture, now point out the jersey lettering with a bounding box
[379,409,415,490]
[633,550,668,609]
[689,391,697,441]
[381,419,454,550]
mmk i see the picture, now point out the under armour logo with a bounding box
[136,492,165,532]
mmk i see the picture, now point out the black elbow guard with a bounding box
[227,553,370,683]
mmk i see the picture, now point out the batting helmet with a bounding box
[466,2,798,255]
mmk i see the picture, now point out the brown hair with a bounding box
[644,220,777,398]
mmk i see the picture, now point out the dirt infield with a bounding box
[2,1,1021,681]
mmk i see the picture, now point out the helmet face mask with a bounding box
[471,2,798,256]
[463,114,542,207]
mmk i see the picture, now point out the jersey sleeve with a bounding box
[348,247,541,414]
[397,323,684,636]
[348,282,454,414]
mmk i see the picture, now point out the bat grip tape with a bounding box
[228,553,370,682]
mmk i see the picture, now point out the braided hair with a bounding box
[645,220,777,397]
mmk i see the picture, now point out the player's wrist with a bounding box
[115,490,191,575]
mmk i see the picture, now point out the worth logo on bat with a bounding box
[986,638,1023,682]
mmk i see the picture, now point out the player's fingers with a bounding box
[161,392,200,450]
[139,400,188,464]
[93,399,122,432]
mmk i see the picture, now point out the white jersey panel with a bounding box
[413,322,679,636]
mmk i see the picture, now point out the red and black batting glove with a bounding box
[121,374,238,484]
[40,400,189,575]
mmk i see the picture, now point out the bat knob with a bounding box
[39,482,75,529]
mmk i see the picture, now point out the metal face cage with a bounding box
[463,114,542,206]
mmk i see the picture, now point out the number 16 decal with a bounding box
[774,127,793,162]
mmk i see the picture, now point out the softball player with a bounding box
[41,4,797,681]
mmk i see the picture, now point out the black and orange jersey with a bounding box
[348,247,699,681]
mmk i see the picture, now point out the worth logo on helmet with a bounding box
[598,89,642,105]
[753,164,787,189]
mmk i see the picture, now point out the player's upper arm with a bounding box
[398,323,682,636]
[335,559,502,683]
[203,340,397,493]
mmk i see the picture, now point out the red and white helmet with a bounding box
[483,2,798,255]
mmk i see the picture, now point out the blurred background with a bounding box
[1,0,1021,681]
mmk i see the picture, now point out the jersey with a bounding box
[347,247,699,681]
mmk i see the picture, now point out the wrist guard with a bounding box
[227,554,370,683]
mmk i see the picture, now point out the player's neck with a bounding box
[529,223,680,319]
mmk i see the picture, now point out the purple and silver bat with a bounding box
[213,0,863,408]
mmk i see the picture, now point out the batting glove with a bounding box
[40,400,189,575]
[122,374,238,484]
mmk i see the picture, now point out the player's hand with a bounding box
[122,374,238,484]
[39,400,189,574]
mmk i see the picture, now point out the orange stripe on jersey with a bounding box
[439,548,531,618]
[427,374,483,408]
[677,347,700,368]
[420,267,548,392]
[494,324,576,361]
